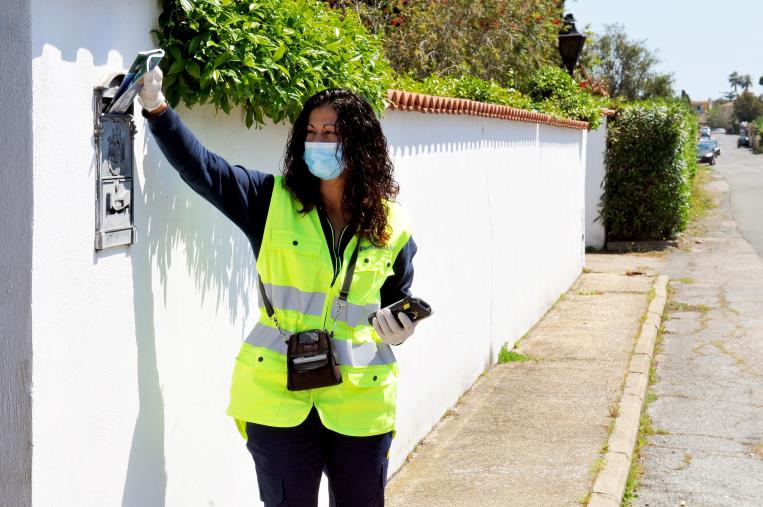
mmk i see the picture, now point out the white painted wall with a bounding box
[1,1,33,506]
[386,112,586,472]
[25,1,586,505]
[585,116,608,249]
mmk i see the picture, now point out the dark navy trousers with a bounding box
[245,407,393,507]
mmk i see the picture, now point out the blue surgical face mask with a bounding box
[303,142,344,180]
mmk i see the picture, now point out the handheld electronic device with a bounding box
[368,296,433,326]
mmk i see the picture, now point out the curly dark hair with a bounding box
[282,89,399,246]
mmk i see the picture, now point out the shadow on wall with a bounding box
[538,123,583,151]
[32,1,160,65]
[140,133,258,325]
[120,128,258,506]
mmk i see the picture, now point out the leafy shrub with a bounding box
[523,66,605,129]
[155,0,393,127]
[602,101,697,240]
[392,72,533,110]
[367,0,564,89]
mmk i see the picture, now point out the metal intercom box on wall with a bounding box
[93,73,137,250]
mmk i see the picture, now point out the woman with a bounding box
[140,67,418,506]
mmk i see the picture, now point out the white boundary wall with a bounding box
[16,1,586,505]
[585,116,608,249]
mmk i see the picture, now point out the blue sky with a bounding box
[568,0,763,101]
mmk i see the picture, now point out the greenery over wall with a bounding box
[155,0,392,127]
[392,72,534,110]
[601,101,697,240]
[524,66,605,130]
[154,0,604,128]
[392,67,606,129]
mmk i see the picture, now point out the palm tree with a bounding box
[729,71,740,93]
[740,74,753,91]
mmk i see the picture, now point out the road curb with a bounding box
[588,274,669,507]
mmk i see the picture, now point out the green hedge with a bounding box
[601,101,697,240]
[155,0,392,127]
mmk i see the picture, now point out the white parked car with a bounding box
[713,128,726,134]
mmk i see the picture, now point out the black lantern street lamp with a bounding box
[558,14,586,77]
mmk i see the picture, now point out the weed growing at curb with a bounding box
[589,456,606,478]
[584,281,659,505]
[622,285,671,505]
[498,344,533,363]
[666,301,709,313]
[676,277,695,284]
[582,267,593,274]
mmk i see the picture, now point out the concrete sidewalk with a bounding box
[386,252,666,506]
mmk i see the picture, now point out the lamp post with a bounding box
[558,13,586,77]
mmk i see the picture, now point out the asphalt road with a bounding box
[634,135,763,506]
[713,135,763,259]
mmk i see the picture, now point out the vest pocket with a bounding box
[230,349,288,417]
[353,250,395,299]
[355,250,395,276]
[338,366,398,434]
[270,229,321,255]
[345,365,397,387]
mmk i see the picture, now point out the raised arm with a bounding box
[140,69,273,254]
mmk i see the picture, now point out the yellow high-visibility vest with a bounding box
[227,176,412,437]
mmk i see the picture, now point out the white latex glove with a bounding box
[372,307,415,346]
[138,66,166,112]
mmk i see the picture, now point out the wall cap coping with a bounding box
[386,89,590,130]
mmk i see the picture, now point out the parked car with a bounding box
[711,139,721,156]
[697,140,716,165]
[713,128,726,134]
[738,135,751,148]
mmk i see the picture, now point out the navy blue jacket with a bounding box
[145,107,416,306]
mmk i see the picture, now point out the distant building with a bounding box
[690,100,711,124]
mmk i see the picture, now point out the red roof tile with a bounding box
[386,89,590,130]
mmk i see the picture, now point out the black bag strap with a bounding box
[258,241,360,319]
[257,277,276,318]
[339,242,360,302]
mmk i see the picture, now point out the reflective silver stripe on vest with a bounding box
[260,283,326,316]
[332,339,396,367]
[245,324,288,354]
[331,298,381,329]
[245,323,396,366]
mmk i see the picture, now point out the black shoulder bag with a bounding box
[258,244,360,391]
